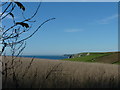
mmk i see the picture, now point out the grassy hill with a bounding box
[3,56,119,88]
[63,52,119,64]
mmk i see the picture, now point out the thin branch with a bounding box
[3,26,32,41]
[12,18,56,44]
[22,57,34,79]
[0,2,12,17]
[0,2,8,7]
[2,2,41,35]
[1,3,16,20]
[22,2,42,21]
[45,63,62,79]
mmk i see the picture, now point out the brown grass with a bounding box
[2,56,119,88]
[96,52,119,64]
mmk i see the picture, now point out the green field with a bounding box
[63,52,119,64]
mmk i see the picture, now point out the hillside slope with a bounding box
[3,56,119,88]
[96,52,119,64]
[63,52,119,64]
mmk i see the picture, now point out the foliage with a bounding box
[63,53,112,62]
[0,1,55,88]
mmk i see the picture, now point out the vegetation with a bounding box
[112,61,120,64]
[0,1,55,89]
[1,1,119,88]
[3,56,119,88]
[63,52,119,64]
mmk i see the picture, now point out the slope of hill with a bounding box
[63,52,119,64]
[3,56,119,88]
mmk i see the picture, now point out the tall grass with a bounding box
[2,57,119,88]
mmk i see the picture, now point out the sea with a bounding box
[20,55,69,60]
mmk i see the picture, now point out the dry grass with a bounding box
[2,56,119,88]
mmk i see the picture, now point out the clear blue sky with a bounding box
[3,2,118,55]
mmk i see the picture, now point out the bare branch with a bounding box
[1,3,16,20]
[12,18,56,44]
[22,2,42,21]
[0,2,8,7]
[0,2,12,17]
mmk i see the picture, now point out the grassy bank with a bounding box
[3,56,119,88]
[63,52,119,64]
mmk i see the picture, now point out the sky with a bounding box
[1,0,120,2]
[1,2,118,55]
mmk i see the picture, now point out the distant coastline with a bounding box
[20,55,69,60]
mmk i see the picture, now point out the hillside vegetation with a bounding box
[63,52,119,64]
